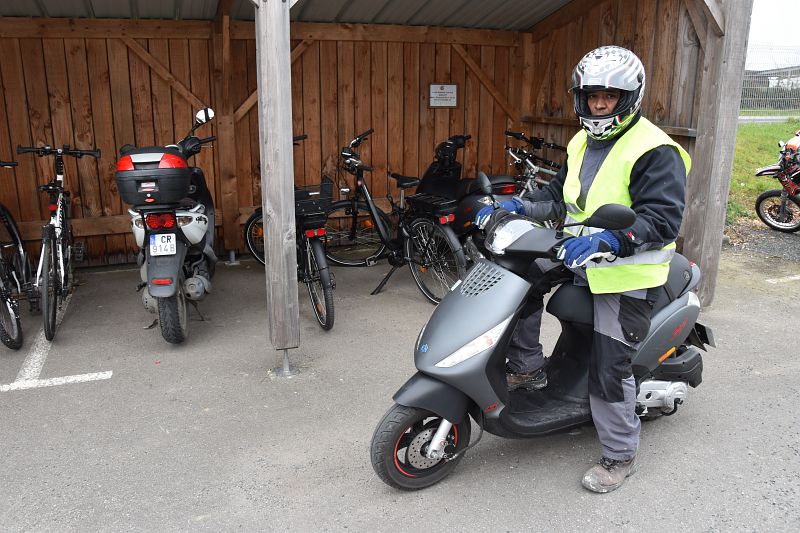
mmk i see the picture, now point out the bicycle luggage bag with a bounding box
[115,147,192,206]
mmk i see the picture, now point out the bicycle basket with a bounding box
[295,176,334,228]
[406,193,458,216]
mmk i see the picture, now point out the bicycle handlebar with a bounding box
[350,128,374,148]
[197,136,216,144]
[293,134,308,142]
[17,144,100,158]
[0,161,17,168]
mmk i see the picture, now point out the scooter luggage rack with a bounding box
[405,193,457,216]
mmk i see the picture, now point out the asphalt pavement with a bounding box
[1,245,798,531]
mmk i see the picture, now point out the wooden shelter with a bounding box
[0,0,752,349]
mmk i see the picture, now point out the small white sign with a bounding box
[430,84,457,108]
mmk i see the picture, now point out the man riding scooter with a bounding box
[475,46,690,493]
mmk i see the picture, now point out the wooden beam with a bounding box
[683,0,707,50]
[18,213,224,241]
[451,43,518,121]
[0,18,212,39]
[520,115,698,138]
[210,13,241,253]
[233,39,313,123]
[120,38,206,109]
[253,0,300,350]
[230,21,520,46]
[698,0,725,37]
[681,0,752,306]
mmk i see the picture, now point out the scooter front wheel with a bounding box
[370,404,470,490]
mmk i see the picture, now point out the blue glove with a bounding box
[474,198,524,229]
[558,230,620,268]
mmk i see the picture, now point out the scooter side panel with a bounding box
[393,372,471,424]
[633,292,700,375]
[415,260,531,413]
[146,242,188,297]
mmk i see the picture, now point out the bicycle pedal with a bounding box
[73,241,86,262]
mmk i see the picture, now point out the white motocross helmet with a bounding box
[571,46,645,140]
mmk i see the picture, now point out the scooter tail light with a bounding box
[435,316,513,368]
[145,213,176,229]
[159,153,188,169]
[493,184,517,195]
[151,278,173,285]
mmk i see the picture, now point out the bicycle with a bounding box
[323,129,467,304]
[0,160,34,349]
[243,174,336,330]
[17,144,100,341]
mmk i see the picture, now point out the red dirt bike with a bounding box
[754,131,800,232]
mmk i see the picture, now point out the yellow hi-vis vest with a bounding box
[563,117,691,294]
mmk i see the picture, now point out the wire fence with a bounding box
[741,45,800,117]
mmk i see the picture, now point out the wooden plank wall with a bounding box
[235,36,521,218]
[0,33,215,266]
[520,0,702,165]
[0,19,520,264]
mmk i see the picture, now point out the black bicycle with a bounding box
[17,144,99,341]
[244,174,336,330]
[324,129,467,304]
[0,160,35,349]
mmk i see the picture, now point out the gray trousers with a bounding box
[507,258,657,461]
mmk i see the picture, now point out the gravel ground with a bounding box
[725,219,800,262]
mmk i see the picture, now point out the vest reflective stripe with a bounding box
[563,117,691,294]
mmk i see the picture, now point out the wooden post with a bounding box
[212,3,241,255]
[681,0,753,306]
[251,0,300,351]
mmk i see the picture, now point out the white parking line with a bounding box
[15,292,73,382]
[1,371,113,392]
[2,292,114,392]
[765,274,800,284]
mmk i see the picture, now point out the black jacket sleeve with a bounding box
[610,145,687,257]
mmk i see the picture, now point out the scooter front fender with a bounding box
[146,241,188,297]
[393,372,471,425]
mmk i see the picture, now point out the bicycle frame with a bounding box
[34,166,69,291]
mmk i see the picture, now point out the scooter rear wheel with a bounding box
[157,289,188,344]
[371,403,470,490]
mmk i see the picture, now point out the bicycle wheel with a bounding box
[305,238,334,330]
[244,211,266,265]
[0,265,22,349]
[405,217,467,304]
[41,231,59,341]
[755,189,800,232]
[323,200,390,266]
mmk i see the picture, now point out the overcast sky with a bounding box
[747,0,800,69]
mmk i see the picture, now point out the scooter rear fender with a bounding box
[146,241,188,298]
[633,291,701,375]
[393,372,471,424]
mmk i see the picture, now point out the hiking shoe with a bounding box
[581,456,637,493]
[506,367,547,391]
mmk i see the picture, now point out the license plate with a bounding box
[149,233,176,256]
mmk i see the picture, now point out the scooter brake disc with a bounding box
[407,428,440,469]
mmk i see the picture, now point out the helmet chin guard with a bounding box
[571,46,645,140]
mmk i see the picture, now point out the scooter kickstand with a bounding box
[188,299,206,321]
[371,265,399,295]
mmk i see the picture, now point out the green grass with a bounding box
[728,119,800,224]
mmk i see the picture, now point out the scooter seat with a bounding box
[390,173,421,189]
[546,254,698,326]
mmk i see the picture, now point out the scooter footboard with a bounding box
[393,372,471,425]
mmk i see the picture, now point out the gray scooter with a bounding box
[370,175,716,490]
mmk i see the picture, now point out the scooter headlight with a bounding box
[485,216,538,256]
[435,316,512,368]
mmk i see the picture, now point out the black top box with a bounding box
[115,147,191,206]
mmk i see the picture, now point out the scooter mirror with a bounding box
[583,204,636,230]
[476,171,492,195]
[195,108,215,125]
